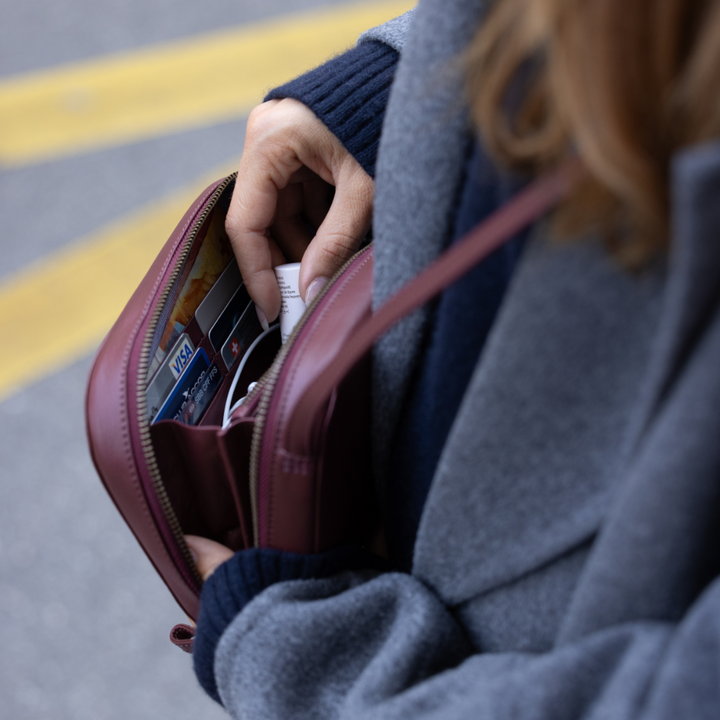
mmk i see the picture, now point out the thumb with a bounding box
[299,166,374,298]
[185,535,234,581]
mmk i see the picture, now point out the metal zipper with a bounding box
[247,244,372,545]
[135,173,237,589]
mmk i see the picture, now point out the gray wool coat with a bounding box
[213,1,720,717]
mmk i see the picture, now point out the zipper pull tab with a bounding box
[170,623,195,653]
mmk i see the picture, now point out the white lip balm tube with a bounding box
[274,262,306,344]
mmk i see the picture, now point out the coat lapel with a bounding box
[371,0,485,499]
[414,227,665,605]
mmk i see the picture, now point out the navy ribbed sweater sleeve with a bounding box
[265,40,399,177]
[193,546,389,704]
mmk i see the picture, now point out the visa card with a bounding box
[146,333,194,421]
[152,348,210,424]
[167,334,195,380]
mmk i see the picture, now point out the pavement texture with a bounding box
[1,355,228,720]
[0,0,405,717]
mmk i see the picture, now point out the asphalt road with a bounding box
[0,1,401,717]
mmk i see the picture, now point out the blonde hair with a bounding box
[467,0,720,264]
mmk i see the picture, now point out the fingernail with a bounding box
[255,305,270,332]
[305,276,329,306]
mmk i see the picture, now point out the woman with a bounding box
[187,1,720,717]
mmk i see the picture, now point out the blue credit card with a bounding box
[152,348,210,424]
[180,362,223,425]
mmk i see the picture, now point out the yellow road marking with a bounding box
[0,0,413,167]
[0,164,236,401]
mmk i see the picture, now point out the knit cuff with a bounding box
[265,40,400,177]
[193,546,389,703]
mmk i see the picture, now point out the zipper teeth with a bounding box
[135,172,237,588]
[247,245,372,546]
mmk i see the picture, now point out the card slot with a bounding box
[228,328,281,408]
[196,335,219,366]
[147,232,205,368]
[196,365,231,427]
[151,420,249,551]
[206,282,251,354]
[183,317,203,348]
[147,218,209,371]
[191,323,278,427]
[146,317,277,553]
[218,420,255,548]
[146,185,234,383]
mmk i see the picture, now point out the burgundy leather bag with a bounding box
[85,162,579,642]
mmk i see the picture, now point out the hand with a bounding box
[185,535,234,581]
[226,98,375,325]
